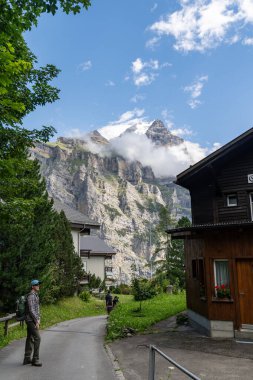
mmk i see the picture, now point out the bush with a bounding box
[109,284,132,295]
[79,290,91,302]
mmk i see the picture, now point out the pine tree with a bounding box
[164,217,191,290]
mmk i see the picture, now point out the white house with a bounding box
[53,199,116,285]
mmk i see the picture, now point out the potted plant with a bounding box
[215,284,231,299]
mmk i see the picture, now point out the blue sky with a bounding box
[24,0,253,151]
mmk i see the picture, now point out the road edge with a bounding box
[105,343,126,380]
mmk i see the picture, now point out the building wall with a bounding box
[87,256,105,281]
[184,228,253,330]
[190,146,253,224]
[71,230,80,254]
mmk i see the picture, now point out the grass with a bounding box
[0,296,106,349]
[0,293,186,349]
[106,292,186,341]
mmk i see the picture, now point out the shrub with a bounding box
[79,290,91,302]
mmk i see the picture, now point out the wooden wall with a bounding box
[184,228,253,329]
[189,144,253,224]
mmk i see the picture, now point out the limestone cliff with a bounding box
[31,122,191,283]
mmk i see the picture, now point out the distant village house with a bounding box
[53,199,116,287]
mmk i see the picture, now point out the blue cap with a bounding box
[31,279,41,286]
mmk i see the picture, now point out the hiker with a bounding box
[23,279,42,367]
[105,290,113,314]
[113,295,119,308]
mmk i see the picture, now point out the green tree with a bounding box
[0,0,91,134]
[53,210,84,298]
[88,274,102,290]
[0,157,84,308]
[0,158,57,309]
[164,217,191,290]
[132,278,157,311]
[0,0,91,309]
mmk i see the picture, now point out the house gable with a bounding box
[176,129,253,224]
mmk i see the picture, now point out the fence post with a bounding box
[148,345,156,380]
[4,320,8,336]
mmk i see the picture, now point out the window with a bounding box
[192,260,197,278]
[214,260,230,298]
[81,258,87,272]
[191,259,206,297]
[227,194,238,207]
[250,193,253,221]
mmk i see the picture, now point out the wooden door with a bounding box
[237,260,253,325]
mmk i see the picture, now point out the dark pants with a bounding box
[24,321,41,361]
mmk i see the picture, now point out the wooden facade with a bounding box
[168,128,253,337]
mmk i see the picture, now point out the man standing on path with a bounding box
[23,279,42,367]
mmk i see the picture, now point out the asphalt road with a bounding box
[0,315,116,380]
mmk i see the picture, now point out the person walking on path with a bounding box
[113,296,119,308]
[23,279,42,367]
[105,290,113,314]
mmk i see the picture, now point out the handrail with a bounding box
[148,345,201,380]
[0,313,23,336]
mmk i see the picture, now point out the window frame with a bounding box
[81,258,87,272]
[226,194,238,207]
[249,193,253,221]
[213,259,230,298]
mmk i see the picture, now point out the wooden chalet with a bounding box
[167,128,253,338]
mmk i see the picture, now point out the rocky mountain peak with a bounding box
[146,120,183,147]
[88,130,109,145]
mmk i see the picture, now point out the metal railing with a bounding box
[148,345,201,380]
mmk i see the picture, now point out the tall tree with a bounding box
[164,217,191,290]
[0,0,91,309]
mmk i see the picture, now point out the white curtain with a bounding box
[215,260,229,286]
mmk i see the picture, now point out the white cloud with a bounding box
[66,110,222,177]
[184,75,208,109]
[131,57,171,87]
[151,3,158,12]
[78,60,92,71]
[108,132,211,177]
[98,109,152,140]
[171,127,193,137]
[149,0,253,52]
[105,80,115,86]
[132,58,145,74]
[146,36,161,49]
[243,36,253,44]
[130,94,145,103]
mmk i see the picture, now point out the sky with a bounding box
[24,0,253,161]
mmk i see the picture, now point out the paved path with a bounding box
[109,316,253,380]
[0,315,116,380]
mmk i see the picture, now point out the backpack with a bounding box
[16,295,27,321]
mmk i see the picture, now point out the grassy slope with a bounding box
[0,296,106,349]
[0,293,186,349]
[107,292,186,341]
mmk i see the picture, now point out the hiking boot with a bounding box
[31,360,42,367]
[23,358,32,365]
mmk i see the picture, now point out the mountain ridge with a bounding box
[31,120,191,282]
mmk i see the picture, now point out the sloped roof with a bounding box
[167,220,253,237]
[176,128,253,188]
[53,198,100,228]
[80,236,116,255]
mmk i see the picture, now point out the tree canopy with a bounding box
[0,0,91,309]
